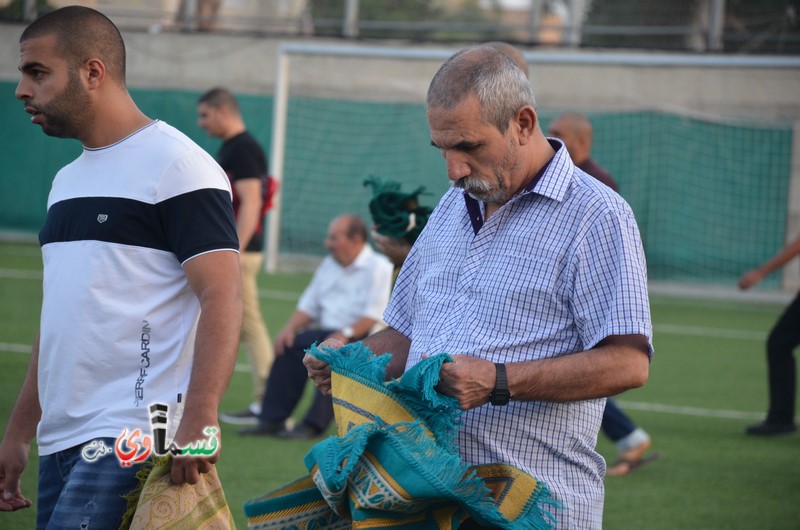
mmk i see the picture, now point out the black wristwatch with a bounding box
[490,363,511,406]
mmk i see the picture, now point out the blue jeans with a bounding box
[600,398,637,442]
[37,438,141,530]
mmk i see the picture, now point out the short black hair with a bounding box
[20,6,126,85]
[198,87,240,113]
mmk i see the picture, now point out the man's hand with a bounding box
[738,268,765,290]
[169,413,220,485]
[436,355,496,410]
[274,311,314,357]
[303,338,344,397]
[274,327,296,357]
[371,231,412,268]
[0,440,33,512]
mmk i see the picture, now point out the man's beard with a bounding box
[452,141,518,204]
[453,175,509,203]
[36,70,92,140]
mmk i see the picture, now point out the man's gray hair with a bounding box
[426,45,535,133]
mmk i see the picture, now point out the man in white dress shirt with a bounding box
[241,214,393,439]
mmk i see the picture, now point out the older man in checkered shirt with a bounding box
[305,44,652,530]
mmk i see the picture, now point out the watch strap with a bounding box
[490,363,510,406]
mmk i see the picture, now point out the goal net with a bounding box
[266,44,798,294]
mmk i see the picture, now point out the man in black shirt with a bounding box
[198,87,274,424]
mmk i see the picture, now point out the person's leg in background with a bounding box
[602,398,652,476]
[279,388,334,439]
[220,251,274,425]
[747,293,800,436]
[240,328,332,436]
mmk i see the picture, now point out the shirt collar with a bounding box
[348,244,374,270]
[463,138,574,234]
[531,138,576,203]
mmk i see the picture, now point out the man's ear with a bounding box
[84,58,106,90]
[515,105,537,145]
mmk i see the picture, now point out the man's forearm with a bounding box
[180,251,243,430]
[335,317,377,341]
[184,301,241,415]
[2,333,41,445]
[362,327,411,379]
[507,334,650,403]
[758,234,800,277]
[284,310,314,335]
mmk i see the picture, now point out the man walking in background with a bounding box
[739,233,800,436]
[198,87,275,425]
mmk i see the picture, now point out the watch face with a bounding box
[491,390,510,406]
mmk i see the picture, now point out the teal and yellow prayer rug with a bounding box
[244,343,559,529]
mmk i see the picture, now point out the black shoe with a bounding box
[277,423,323,440]
[239,421,286,437]
[220,407,260,425]
[745,422,797,436]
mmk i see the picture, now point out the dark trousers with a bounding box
[765,293,800,425]
[258,328,335,432]
[601,397,637,442]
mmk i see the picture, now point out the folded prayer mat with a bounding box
[120,456,234,530]
[244,343,559,529]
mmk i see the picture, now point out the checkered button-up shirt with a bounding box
[384,141,653,529]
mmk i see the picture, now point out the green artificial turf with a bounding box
[1,241,798,529]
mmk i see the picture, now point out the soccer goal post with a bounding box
[265,43,454,274]
[265,42,800,293]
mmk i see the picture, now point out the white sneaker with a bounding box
[219,408,259,425]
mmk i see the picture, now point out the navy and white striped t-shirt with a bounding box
[37,120,238,456]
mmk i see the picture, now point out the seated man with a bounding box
[240,214,394,439]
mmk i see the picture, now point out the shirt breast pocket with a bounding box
[474,252,565,336]
[412,262,460,331]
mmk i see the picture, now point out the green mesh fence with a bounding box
[0,82,793,287]
[554,111,793,289]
